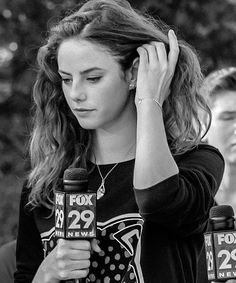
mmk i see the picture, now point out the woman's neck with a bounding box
[91,113,137,165]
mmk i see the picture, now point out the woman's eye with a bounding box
[220,114,236,121]
[87,77,101,83]
[61,78,72,85]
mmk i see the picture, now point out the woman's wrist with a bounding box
[33,262,59,283]
[136,97,163,115]
[137,97,162,110]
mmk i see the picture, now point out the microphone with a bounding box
[55,167,97,282]
[204,205,236,282]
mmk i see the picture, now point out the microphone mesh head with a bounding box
[63,168,88,181]
[210,205,234,218]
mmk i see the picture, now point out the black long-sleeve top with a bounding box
[14,144,224,283]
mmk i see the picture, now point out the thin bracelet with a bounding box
[138,97,162,110]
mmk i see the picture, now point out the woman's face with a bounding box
[207,91,236,165]
[57,39,134,131]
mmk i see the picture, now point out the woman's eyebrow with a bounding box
[58,67,104,75]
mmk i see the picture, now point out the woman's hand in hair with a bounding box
[135,29,179,107]
[33,238,101,282]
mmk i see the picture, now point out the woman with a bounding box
[14,0,224,282]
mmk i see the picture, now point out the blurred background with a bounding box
[0,0,236,246]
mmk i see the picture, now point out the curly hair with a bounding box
[27,0,210,209]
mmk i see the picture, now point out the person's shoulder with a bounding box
[174,143,224,164]
[174,143,225,182]
[191,143,224,164]
[175,143,225,187]
[193,143,224,158]
[174,143,224,173]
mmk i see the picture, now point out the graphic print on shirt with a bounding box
[40,227,55,258]
[40,213,144,283]
[89,213,144,283]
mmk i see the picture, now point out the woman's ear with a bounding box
[130,57,139,81]
[126,57,139,90]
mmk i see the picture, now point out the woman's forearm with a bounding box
[32,263,59,283]
[134,100,179,189]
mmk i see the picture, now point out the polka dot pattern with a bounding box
[115,274,121,281]
[92,261,98,268]
[89,273,96,282]
[105,256,110,264]
[108,246,113,252]
[115,253,121,260]
[130,272,135,280]
[118,222,126,230]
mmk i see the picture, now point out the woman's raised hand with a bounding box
[135,29,179,107]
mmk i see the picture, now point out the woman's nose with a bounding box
[70,83,87,102]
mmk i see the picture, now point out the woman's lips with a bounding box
[73,108,95,116]
[74,107,95,111]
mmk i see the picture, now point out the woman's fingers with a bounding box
[138,30,179,72]
[168,29,179,73]
[141,44,159,68]
[56,238,101,260]
[57,257,90,270]
[58,238,91,251]
[56,239,92,261]
[58,267,89,280]
[67,249,91,260]
[142,42,168,70]
[137,46,148,72]
[70,259,91,270]
[151,42,168,69]
[55,239,92,280]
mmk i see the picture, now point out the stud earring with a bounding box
[129,82,136,90]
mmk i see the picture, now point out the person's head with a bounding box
[28,0,210,208]
[57,38,136,133]
[201,67,236,165]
